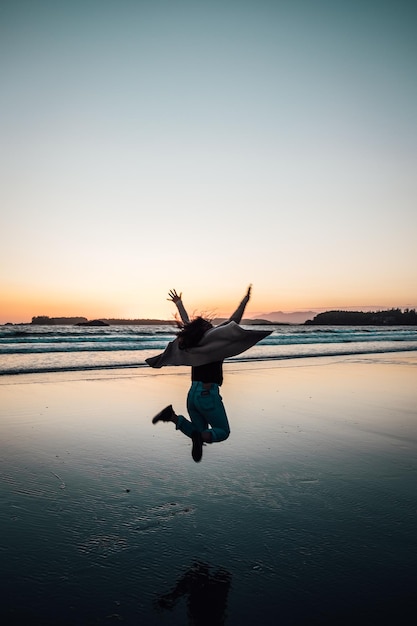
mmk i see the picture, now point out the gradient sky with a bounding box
[1,0,416,323]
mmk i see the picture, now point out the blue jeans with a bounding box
[176,381,230,443]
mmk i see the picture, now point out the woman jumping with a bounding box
[146,286,271,463]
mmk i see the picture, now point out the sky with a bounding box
[1,0,416,323]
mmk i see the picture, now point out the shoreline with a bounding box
[1,349,417,385]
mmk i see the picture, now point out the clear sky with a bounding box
[1,0,416,323]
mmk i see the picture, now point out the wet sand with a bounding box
[1,353,417,625]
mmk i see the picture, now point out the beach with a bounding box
[1,353,417,625]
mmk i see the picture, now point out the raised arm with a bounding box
[227,285,252,324]
[167,289,190,324]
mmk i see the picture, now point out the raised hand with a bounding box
[167,289,182,303]
[244,284,252,302]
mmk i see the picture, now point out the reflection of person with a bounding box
[155,562,231,626]
[147,286,272,462]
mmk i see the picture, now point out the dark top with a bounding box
[191,361,223,385]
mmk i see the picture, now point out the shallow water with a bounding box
[1,356,417,624]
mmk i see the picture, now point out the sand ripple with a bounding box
[78,501,195,556]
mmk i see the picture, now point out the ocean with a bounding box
[1,323,417,375]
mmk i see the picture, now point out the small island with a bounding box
[30,316,174,326]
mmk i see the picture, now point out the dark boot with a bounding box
[152,405,174,424]
[191,431,203,462]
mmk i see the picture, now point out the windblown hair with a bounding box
[176,316,213,350]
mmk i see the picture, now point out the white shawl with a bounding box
[145,321,272,368]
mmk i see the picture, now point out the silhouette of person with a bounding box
[154,562,231,626]
[147,286,272,462]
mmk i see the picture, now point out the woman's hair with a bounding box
[176,316,213,350]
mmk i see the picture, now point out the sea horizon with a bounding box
[3,304,417,327]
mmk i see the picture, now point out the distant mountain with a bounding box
[255,311,316,324]
[213,318,275,326]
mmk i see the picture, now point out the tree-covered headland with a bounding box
[305,309,417,325]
